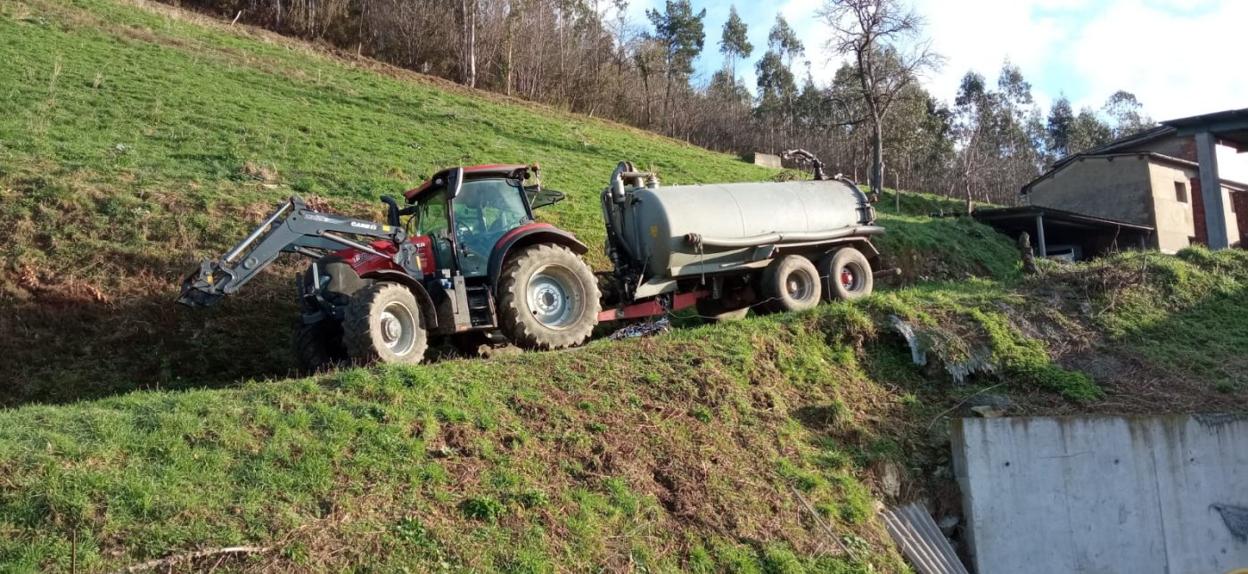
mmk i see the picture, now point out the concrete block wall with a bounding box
[952,415,1248,574]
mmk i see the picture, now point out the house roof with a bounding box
[1162,108,1248,151]
[1021,151,1248,195]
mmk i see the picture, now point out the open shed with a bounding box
[972,206,1154,260]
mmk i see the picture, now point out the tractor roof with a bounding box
[403,164,530,203]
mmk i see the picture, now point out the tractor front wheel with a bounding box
[342,282,428,365]
[498,244,600,350]
[293,319,347,372]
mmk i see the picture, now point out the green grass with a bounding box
[1051,246,1248,392]
[0,306,916,572]
[1,0,1245,571]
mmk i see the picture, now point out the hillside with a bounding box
[1,0,1245,572]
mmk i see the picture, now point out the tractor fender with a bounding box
[360,270,439,329]
[488,223,589,291]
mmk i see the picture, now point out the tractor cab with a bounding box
[395,164,586,336]
[403,165,542,278]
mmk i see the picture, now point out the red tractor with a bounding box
[180,165,601,368]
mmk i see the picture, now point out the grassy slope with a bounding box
[1,0,1245,572]
[0,0,1012,404]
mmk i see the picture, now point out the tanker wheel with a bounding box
[293,319,347,372]
[819,247,873,301]
[695,298,750,322]
[760,255,822,313]
[342,282,428,365]
[498,244,601,350]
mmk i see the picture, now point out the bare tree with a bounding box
[819,0,939,199]
[462,0,478,87]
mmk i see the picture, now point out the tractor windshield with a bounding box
[453,178,532,277]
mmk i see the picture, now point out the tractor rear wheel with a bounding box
[498,244,600,350]
[342,282,428,364]
[293,320,347,372]
[760,255,822,313]
[819,247,873,301]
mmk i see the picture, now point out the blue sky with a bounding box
[622,0,1246,120]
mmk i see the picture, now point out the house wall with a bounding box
[1133,133,1194,160]
[1234,191,1248,246]
[1228,187,1244,248]
[1027,156,1154,226]
[1149,162,1198,252]
[1148,161,1242,252]
[1148,160,1238,250]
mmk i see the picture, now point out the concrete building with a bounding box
[1022,108,1248,253]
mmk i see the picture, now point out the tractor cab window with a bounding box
[452,178,532,277]
[414,188,454,271]
[415,188,450,236]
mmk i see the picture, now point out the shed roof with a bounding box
[973,205,1155,233]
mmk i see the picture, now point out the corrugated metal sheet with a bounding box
[881,502,969,574]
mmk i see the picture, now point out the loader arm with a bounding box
[178,196,422,308]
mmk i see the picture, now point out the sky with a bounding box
[623,0,1247,121]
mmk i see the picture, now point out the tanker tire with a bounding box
[342,282,428,365]
[695,298,750,322]
[819,247,873,301]
[760,255,822,313]
[293,320,347,372]
[498,244,600,350]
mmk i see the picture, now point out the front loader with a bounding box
[179,164,600,369]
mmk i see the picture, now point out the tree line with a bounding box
[173,0,1155,210]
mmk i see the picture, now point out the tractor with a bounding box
[179,164,600,369]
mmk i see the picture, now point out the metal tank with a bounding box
[601,161,884,298]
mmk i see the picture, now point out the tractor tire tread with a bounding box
[293,320,346,372]
[342,282,428,364]
[498,244,600,350]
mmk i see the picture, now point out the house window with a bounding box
[1174,181,1188,203]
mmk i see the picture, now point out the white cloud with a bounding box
[1062,0,1248,119]
[781,0,1244,119]
[922,0,1248,118]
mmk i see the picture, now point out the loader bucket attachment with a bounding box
[177,260,229,308]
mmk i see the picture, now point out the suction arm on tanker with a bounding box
[781,149,879,204]
[601,161,656,275]
[177,196,423,308]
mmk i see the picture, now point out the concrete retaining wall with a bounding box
[952,414,1248,574]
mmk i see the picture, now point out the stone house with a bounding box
[1022,108,1248,253]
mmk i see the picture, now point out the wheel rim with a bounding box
[840,263,864,292]
[379,300,418,356]
[786,267,816,300]
[528,265,583,329]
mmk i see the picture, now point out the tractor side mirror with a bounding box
[447,167,465,199]
[380,195,402,228]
